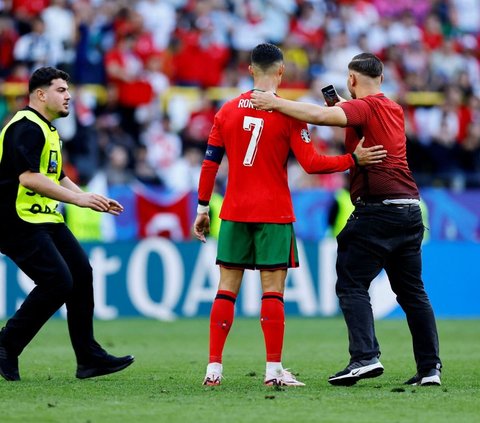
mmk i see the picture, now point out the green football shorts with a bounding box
[216,220,299,270]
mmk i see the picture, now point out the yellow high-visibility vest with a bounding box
[0,110,64,224]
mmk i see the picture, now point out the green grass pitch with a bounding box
[0,318,479,423]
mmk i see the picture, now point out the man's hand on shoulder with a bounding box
[251,90,277,111]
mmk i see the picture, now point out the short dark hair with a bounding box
[29,67,70,93]
[251,43,283,71]
[348,53,383,78]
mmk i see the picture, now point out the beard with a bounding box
[347,82,355,99]
[58,110,70,118]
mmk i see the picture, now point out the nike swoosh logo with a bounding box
[352,369,361,376]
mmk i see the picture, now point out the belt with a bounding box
[354,200,420,208]
[354,201,386,206]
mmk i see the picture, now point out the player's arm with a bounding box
[291,124,386,173]
[194,120,225,242]
[251,91,348,126]
[292,135,354,173]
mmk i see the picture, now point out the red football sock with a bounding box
[260,292,285,362]
[208,290,237,363]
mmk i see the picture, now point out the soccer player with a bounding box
[193,44,387,386]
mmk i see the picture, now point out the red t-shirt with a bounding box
[339,94,419,202]
[12,0,48,17]
[104,49,153,107]
[198,91,354,223]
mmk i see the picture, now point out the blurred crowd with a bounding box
[1,0,480,192]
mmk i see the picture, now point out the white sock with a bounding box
[206,362,223,374]
[266,362,283,375]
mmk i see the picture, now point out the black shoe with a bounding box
[404,368,441,386]
[76,354,134,379]
[328,357,384,386]
[0,346,20,381]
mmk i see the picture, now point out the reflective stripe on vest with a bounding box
[0,110,64,224]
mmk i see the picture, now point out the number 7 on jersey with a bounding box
[243,116,264,166]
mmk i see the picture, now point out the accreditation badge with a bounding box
[48,150,58,174]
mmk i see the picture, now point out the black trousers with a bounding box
[0,223,105,364]
[335,203,442,373]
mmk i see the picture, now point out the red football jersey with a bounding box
[198,91,354,223]
[339,94,419,202]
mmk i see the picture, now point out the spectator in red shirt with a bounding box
[421,13,445,51]
[172,24,230,88]
[252,52,442,388]
[104,32,153,142]
[289,1,325,50]
[0,14,19,78]
[181,91,216,151]
[11,0,49,35]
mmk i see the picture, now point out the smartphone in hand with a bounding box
[321,84,340,107]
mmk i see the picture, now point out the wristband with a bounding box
[351,153,360,166]
[197,204,210,214]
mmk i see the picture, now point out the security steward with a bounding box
[0,67,134,381]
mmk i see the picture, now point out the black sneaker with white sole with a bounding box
[328,358,384,386]
[404,368,441,386]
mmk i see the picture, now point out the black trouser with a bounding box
[335,203,442,373]
[0,223,105,364]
